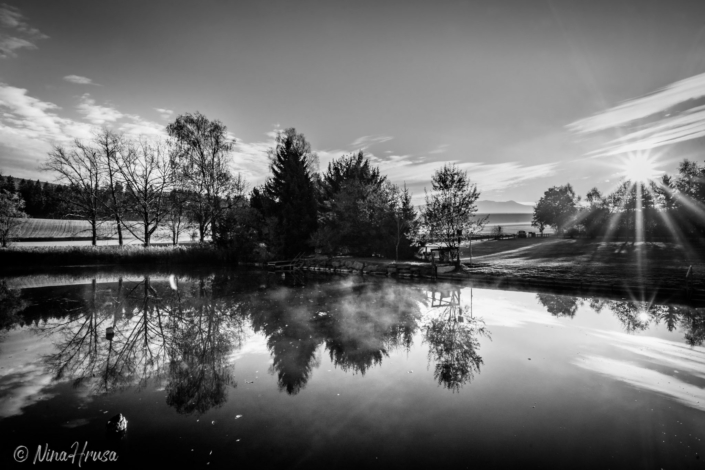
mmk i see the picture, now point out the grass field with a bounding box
[12,218,188,242]
[14,218,113,239]
[460,237,705,291]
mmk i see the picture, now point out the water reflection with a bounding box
[0,280,26,335]
[164,276,245,414]
[3,274,703,417]
[38,275,245,414]
[536,293,580,318]
[16,275,431,409]
[249,280,425,393]
[536,293,705,345]
[424,288,490,392]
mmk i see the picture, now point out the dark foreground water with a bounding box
[1,269,704,469]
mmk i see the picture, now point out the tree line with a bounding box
[532,159,705,240]
[2,112,487,261]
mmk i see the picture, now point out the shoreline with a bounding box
[1,243,703,306]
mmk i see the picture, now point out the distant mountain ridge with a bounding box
[475,200,534,214]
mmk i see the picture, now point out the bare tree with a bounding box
[94,128,128,245]
[116,139,175,246]
[43,140,103,245]
[163,187,192,246]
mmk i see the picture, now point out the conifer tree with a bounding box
[262,128,318,258]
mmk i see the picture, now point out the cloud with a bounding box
[0,83,92,156]
[154,107,173,119]
[568,72,705,157]
[350,135,393,148]
[0,3,48,59]
[230,130,278,185]
[428,143,449,155]
[377,155,557,196]
[64,75,96,85]
[311,147,557,204]
[77,94,123,124]
[117,113,165,137]
[77,94,165,136]
[0,83,165,178]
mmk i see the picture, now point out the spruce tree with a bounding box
[263,128,318,258]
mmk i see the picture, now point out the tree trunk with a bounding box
[144,215,150,247]
[116,217,123,246]
[91,220,97,246]
[199,222,206,243]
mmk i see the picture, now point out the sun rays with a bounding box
[562,150,705,303]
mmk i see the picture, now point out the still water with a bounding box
[1,269,704,469]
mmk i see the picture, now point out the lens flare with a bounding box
[620,153,660,182]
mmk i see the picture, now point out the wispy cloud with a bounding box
[0,83,165,177]
[0,3,48,59]
[350,135,393,148]
[154,107,173,119]
[64,75,97,86]
[77,94,123,125]
[428,143,449,155]
[77,94,165,136]
[313,148,556,203]
[379,155,557,192]
[231,130,279,184]
[568,72,705,157]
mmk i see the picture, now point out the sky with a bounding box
[2,0,705,205]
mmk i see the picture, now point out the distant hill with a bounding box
[475,200,534,214]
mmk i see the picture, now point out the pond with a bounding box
[1,269,704,469]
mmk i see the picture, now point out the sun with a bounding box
[620,153,661,182]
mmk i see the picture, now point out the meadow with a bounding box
[12,218,189,243]
[461,237,705,293]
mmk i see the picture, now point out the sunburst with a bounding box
[620,153,661,183]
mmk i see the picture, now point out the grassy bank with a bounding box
[459,237,705,291]
[0,245,239,270]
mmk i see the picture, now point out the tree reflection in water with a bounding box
[39,274,246,414]
[12,273,703,410]
[536,294,580,318]
[164,276,245,414]
[0,281,27,348]
[536,293,705,345]
[424,288,490,393]
[249,280,425,393]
